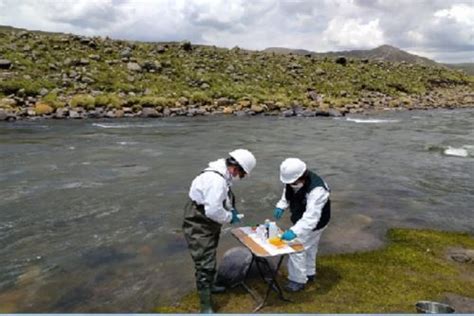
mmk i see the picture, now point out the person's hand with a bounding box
[230,208,241,224]
[281,229,297,241]
[273,207,284,220]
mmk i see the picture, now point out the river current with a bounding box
[0,109,473,311]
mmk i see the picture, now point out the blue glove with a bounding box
[230,208,241,224]
[281,229,297,241]
[273,207,284,220]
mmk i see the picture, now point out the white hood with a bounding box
[205,158,232,184]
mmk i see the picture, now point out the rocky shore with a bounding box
[1,87,473,121]
[0,27,473,121]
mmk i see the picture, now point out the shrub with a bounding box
[95,94,122,109]
[139,96,174,108]
[70,94,95,109]
[42,92,65,109]
[190,91,211,104]
[35,103,54,115]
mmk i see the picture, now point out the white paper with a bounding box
[239,227,299,256]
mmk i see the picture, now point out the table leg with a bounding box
[253,256,291,312]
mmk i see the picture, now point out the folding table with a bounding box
[231,227,304,312]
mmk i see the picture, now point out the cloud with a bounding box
[323,18,384,49]
[0,0,472,62]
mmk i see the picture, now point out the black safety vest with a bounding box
[285,170,331,230]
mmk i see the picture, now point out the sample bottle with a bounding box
[268,222,279,239]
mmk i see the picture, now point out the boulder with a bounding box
[216,247,252,287]
[281,109,294,117]
[250,104,265,114]
[302,110,316,117]
[328,109,343,117]
[127,62,142,72]
[141,108,160,118]
[335,56,347,66]
[53,108,68,119]
[120,47,133,58]
[0,109,8,121]
[0,59,12,69]
[69,110,83,119]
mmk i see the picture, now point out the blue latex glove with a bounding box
[281,229,297,241]
[230,208,241,224]
[273,207,284,220]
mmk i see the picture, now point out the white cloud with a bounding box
[323,18,384,49]
[434,3,474,25]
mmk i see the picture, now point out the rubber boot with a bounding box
[199,288,214,314]
[211,283,226,294]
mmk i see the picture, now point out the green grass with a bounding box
[154,228,474,313]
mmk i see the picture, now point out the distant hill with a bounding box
[444,63,474,76]
[264,45,438,66]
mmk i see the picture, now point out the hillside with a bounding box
[0,26,473,120]
[444,63,474,76]
[264,45,438,66]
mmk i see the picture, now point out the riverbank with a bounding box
[154,228,474,313]
[1,86,473,121]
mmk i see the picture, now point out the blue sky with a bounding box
[0,0,473,63]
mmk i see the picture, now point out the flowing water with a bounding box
[0,109,473,312]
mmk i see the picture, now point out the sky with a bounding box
[0,0,473,63]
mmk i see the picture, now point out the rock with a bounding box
[217,97,232,107]
[53,108,68,119]
[81,76,95,84]
[178,97,189,106]
[163,108,171,117]
[315,110,330,117]
[39,88,49,96]
[340,90,348,97]
[155,45,166,54]
[302,110,316,117]
[282,109,294,117]
[0,59,12,69]
[307,91,321,101]
[79,58,90,65]
[200,82,210,89]
[0,98,17,108]
[127,62,142,72]
[69,110,83,119]
[105,110,116,118]
[250,104,265,113]
[328,109,343,117]
[142,61,161,72]
[315,68,326,75]
[120,47,133,58]
[216,247,252,287]
[0,109,8,121]
[89,54,101,61]
[234,111,248,117]
[223,106,234,114]
[141,108,160,118]
[335,56,347,66]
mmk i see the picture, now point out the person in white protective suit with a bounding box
[273,158,331,292]
[183,149,256,313]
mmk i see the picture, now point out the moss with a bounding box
[41,92,65,109]
[154,228,474,313]
[70,94,95,109]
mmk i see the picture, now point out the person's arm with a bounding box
[291,187,329,237]
[202,174,232,224]
[275,187,289,209]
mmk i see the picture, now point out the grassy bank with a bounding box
[154,228,474,313]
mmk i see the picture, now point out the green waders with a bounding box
[183,201,221,313]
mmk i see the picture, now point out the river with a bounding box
[0,109,473,312]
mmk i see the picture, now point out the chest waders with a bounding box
[182,170,235,313]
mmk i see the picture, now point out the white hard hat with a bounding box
[280,158,306,184]
[229,149,256,174]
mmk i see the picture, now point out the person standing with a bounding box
[183,149,256,313]
[273,158,331,292]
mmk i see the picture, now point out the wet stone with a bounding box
[216,247,252,287]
